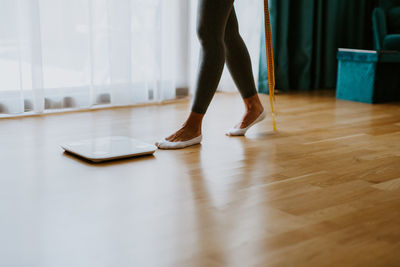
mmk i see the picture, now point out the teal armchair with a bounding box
[372,0,400,50]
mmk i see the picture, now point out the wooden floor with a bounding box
[1,90,400,267]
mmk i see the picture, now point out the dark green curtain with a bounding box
[258,0,378,93]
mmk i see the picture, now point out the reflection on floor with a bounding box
[1,90,400,266]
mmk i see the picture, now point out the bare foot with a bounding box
[234,94,265,129]
[165,125,201,142]
[234,107,264,129]
[164,111,203,142]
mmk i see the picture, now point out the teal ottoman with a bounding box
[336,48,400,103]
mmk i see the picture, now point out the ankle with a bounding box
[183,112,204,132]
[244,94,263,111]
[245,101,263,112]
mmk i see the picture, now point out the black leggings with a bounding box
[191,0,258,114]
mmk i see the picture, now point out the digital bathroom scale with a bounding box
[60,136,157,163]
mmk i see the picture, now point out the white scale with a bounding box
[60,136,157,163]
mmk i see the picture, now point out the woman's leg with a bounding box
[190,0,235,114]
[224,8,264,129]
[164,0,234,142]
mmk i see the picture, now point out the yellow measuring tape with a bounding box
[263,0,277,131]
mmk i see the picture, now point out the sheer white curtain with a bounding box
[0,0,261,116]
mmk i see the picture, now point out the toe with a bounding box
[155,138,167,148]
